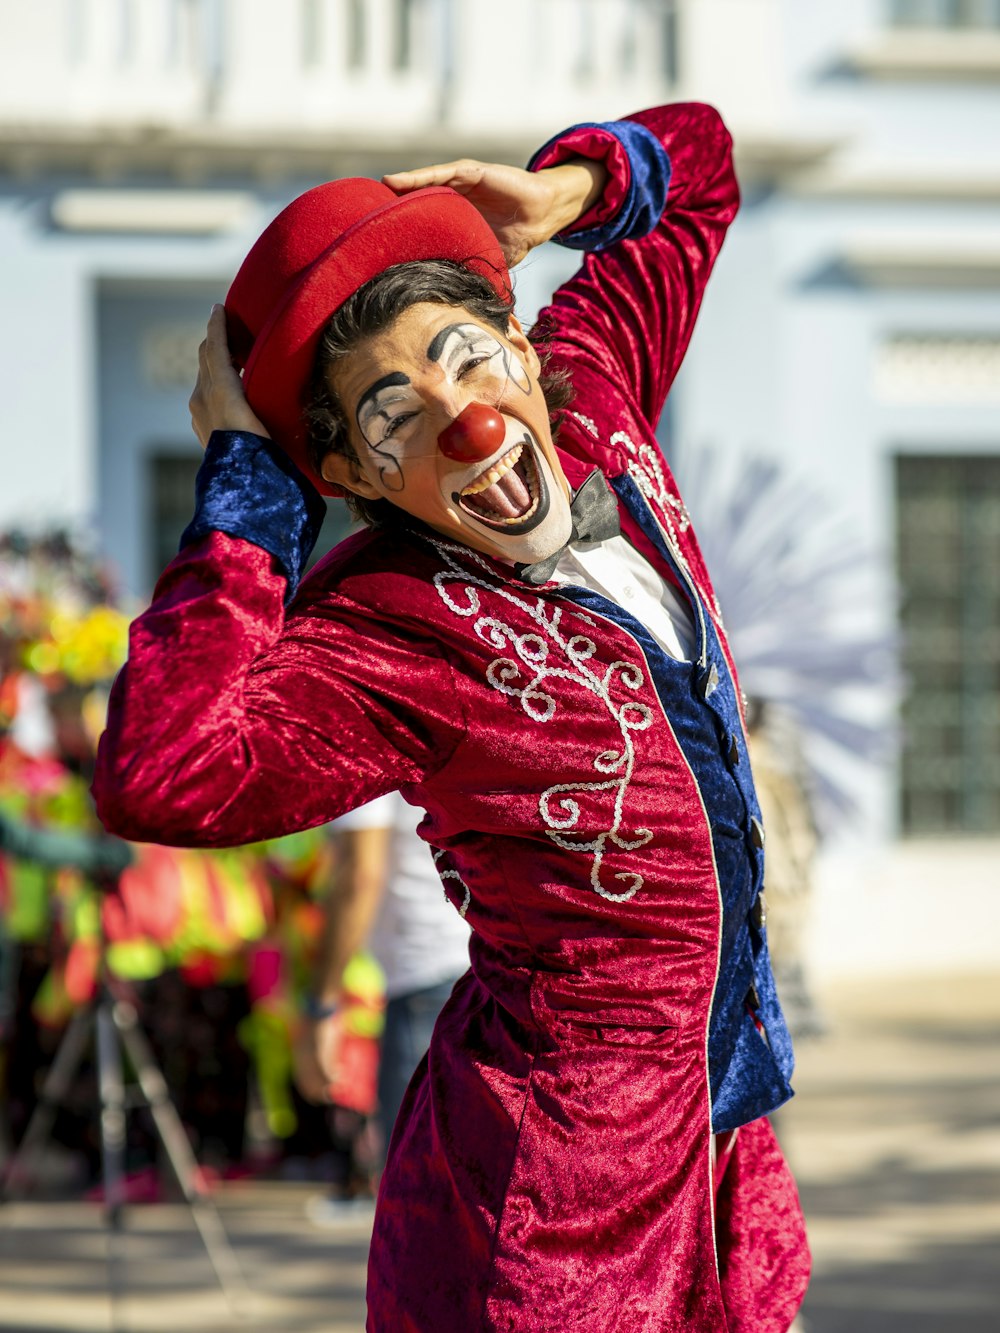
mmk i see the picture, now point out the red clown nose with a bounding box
[437,402,506,463]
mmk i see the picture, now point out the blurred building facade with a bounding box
[1,0,998,975]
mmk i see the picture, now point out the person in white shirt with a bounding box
[294,792,470,1164]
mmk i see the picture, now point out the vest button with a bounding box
[728,732,740,765]
[699,662,719,699]
[750,816,765,849]
[750,892,767,930]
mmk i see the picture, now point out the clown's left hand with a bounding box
[383,158,606,268]
[189,304,269,448]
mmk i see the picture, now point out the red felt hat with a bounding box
[225,178,511,496]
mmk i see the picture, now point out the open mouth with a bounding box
[452,435,551,534]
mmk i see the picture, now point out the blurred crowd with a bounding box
[0,529,384,1200]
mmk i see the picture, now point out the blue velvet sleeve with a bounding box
[180,430,327,602]
[527,118,671,252]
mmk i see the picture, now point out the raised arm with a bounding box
[93,517,463,849]
[528,102,739,432]
[94,304,468,848]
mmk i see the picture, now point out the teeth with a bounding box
[460,443,523,497]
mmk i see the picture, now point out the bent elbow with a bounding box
[92,735,228,848]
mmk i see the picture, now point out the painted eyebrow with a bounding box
[356,371,412,432]
[426,322,498,364]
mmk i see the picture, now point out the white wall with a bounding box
[810,841,1000,980]
[0,204,94,525]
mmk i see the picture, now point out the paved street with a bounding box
[0,971,997,1332]
[783,971,1000,1333]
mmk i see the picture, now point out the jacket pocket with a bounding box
[529,973,680,1050]
[552,1017,678,1049]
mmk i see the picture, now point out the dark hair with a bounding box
[304,259,573,527]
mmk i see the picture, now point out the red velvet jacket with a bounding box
[95,104,809,1332]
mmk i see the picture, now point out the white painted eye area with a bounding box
[378,410,418,443]
[432,322,531,396]
[457,353,495,378]
[358,387,421,449]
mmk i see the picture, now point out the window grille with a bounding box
[149,453,203,586]
[895,454,1000,834]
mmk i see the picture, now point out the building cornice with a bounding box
[3,125,996,208]
[790,165,1000,203]
[846,30,1000,80]
[841,231,1000,286]
[731,130,843,183]
[0,125,542,185]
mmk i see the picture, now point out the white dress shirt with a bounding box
[550,533,696,662]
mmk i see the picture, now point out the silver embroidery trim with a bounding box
[434,848,471,918]
[429,539,654,902]
[609,427,731,642]
[569,410,599,437]
[611,428,691,535]
[611,429,725,637]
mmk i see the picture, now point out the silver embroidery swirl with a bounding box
[569,410,599,438]
[433,848,471,918]
[611,429,691,535]
[430,539,654,902]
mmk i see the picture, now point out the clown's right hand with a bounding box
[383,157,605,269]
[189,303,268,449]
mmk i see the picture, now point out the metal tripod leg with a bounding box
[112,999,250,1312]
[95,1000,128,1332]
[2,989,250,1317]
[96,1002,128,1227]
[0,1000,95,1199]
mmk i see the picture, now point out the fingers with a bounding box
[294,1064,332,1105]
[293,1027,339,1104]
[203,302,232,371]
[189,303,269,446]
[383,159,485,195]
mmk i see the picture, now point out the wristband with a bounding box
[302,994,340,1021]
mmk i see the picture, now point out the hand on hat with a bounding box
[189,304,269,449]
[383,157,606,269]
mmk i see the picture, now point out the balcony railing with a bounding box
[0,0,677,141]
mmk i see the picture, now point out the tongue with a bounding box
[473,467,532,519]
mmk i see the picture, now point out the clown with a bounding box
[95,104,810,1331]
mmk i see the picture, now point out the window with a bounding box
[889,0,1000,27]
[895,454,1000,834]
[574,0,595,80]
[117,0,135,65]
[167,0,200,69]
[302,0,322,67]
[68,0,88,64]
[149,453,203,585]
[660,0,679,82]
[393,0,415,71]
[346,0,366,69]
[148,454,354,592]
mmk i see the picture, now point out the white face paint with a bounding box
[430,321,532,398]
[331,304,574,567]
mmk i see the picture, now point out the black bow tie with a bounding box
[514,471,621,586]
